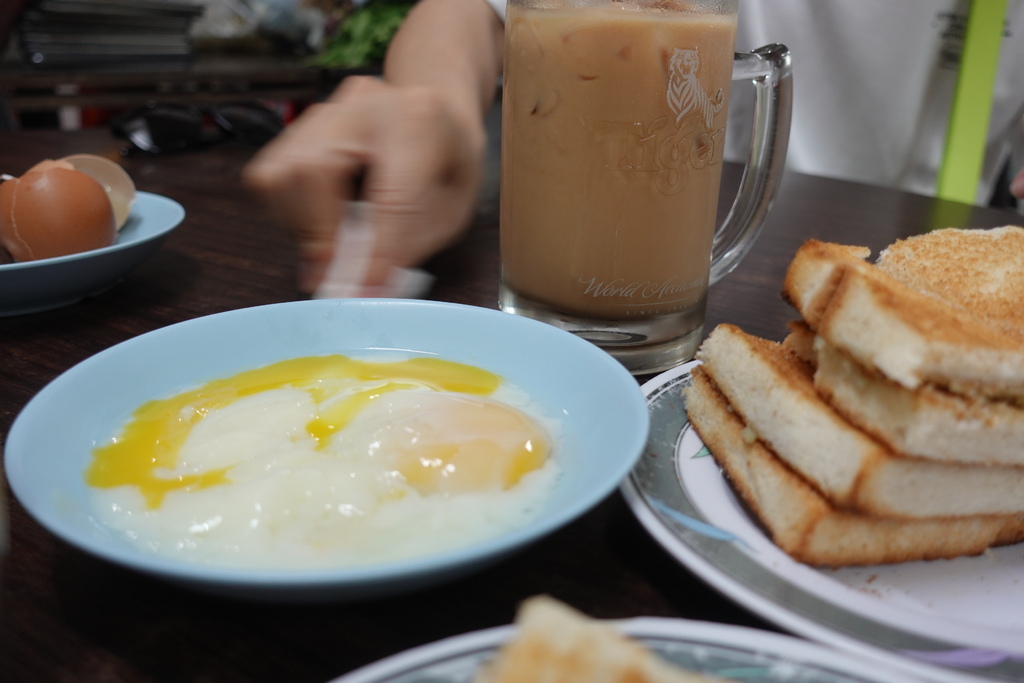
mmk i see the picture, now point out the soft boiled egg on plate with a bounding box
[4,299,650,601]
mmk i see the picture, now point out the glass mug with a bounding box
[498,0,791,374]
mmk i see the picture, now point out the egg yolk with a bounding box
[364,392,550,496]
[86,355,550,508]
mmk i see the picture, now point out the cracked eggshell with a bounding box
[61,154,136,230]
[0,166,117,262]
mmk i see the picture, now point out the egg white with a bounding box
[91,383,560,569]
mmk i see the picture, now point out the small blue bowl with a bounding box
[0,192,184,316]
[5,299,649,601]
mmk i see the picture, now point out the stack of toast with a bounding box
[684,226,1024,567]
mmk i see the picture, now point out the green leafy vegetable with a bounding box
[316,2,415,68]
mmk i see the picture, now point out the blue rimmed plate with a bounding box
[329,616,908,682]
[5,299,648,601]
[0,191,184,316]
[622,361,1024,683]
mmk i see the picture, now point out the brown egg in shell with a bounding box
[0,155,136,262]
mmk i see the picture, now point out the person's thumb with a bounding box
[1010,167,1024,199]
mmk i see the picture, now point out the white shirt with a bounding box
[727,0,1024,203]
[487,0,1024,204]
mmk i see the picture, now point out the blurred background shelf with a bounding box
[1,54,329,109]
[0,53,361,129]
[0,0,386,130]
[16,0,204,69]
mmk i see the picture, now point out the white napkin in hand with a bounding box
[312,201,434,300]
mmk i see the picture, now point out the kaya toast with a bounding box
[876,226,1024,343]
[685,362,1024,567]
[474,596,716,683]
[694,324,1024,519]
[782,238,1024,402]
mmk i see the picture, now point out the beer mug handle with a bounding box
[709,44,792,285]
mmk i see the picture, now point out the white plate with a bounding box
[329,616,910,682]
[621,361,1024,683]
[0,191,184,316]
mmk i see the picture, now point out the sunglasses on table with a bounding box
[111,102,285,154]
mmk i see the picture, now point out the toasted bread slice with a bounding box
[784,321,1024,466]
[876,226,1024,342]
[783,239,1024,400]
[781,320,815,364]
[695,324,1024,517]
[814,337,1024,467]
[684,366,1024,567]
[474,596,715,683]
[781,240,871,329]
[820,265,1024,398]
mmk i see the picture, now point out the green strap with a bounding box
[936,0,1008,204]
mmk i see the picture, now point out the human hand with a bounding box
[1013,115,1024,201]
[243,75,486,294]
[1011,167,1024,200]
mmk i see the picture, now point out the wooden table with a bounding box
[0,125,1019,683]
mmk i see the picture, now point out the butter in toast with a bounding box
[783,238,1024,400]
[814,336,1024,467]
[685,364,1024,567]
[695,324,1024,517]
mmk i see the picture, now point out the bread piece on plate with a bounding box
[783,239,1024,400]
[781,320,816,364]
[820,265,1024,399]
[684,365,1024,567]
[784,321,1024,467]
[814,337,1024,467]
[876,226,1024,342]
[474,596,716,683]
[780,240,871,329]
[695,324,1024,517]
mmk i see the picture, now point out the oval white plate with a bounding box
[329,616,909,682]
[0,191,184,316]
[621,361,1024,683]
